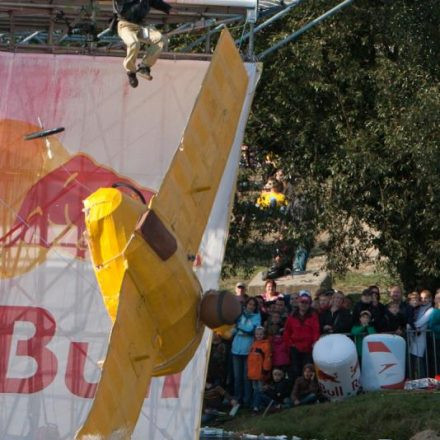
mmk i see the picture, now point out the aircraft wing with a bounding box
[149,28,249,257]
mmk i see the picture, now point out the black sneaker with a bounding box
[137,65,153,81]
[127,72,138,88]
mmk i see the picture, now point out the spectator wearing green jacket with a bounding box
[351,310,376,361]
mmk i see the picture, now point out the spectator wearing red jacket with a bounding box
[283,290,320,383]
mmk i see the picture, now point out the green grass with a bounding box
[216,391,440,440]
[333,270,397,299]
[220,266,267,292]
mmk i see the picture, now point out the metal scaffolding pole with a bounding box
[236,0,304,45]
[178,15,242,53]
[247,21,254,60]
[257,0,355,60]
[18,30,41,44]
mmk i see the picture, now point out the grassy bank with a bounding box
[218,391,440,440]
[220,266,396,297]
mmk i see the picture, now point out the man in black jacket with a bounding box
[113,0,171,87]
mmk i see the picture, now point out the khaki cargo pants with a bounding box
[117,19,164,73]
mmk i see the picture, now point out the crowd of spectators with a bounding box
[203,282,440,420]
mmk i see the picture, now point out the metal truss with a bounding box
[0,0,355,60]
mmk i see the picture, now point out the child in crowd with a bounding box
[254,368,292,412]
[342,295,353,310]
[288,292,299,314]
[268,323,290,373]
[407,291,420,308]
[202,374,237,424]
[265,310,284,331]
[255,295,268,324]
[291,363,321,406]
[351,310,376,361]
[274,298,288,321]
[207,333,228,386]
[247,326,272,412]
[384,302,406,335]
[316,291,332,315]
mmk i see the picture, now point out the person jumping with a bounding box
[113,0,171,88]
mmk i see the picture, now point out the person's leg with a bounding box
[282,396,292,408]
[435,338,440,376]
[118,20,141,73]
[409,354,417,379]
[426,334,435,377]
[299,393,317,405]
[289,347,302,384]
[293,351,307,383]
[226,342,235,394]
[243,359,252,407]
[292,247,309,272]
[232,355,244,403]
[139,26,164,68]
[418,354,427,378]
[201,412,217,424]
[251,381,258,409]
[252,380,263,410]
[301,352,313,373]
[255,392,272,411]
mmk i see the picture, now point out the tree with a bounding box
[224,0,440,291]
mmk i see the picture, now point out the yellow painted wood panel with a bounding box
[76,28,249,439]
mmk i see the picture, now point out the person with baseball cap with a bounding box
[235,282,249,306]
[283,289,320,384]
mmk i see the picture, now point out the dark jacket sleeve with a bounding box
[114,0,170,23]
[405,303,415,329]
[333,309,353,333]
[151,0,172,14]
[319,310,330,333]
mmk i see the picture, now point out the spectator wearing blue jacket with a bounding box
[231,297,261,406]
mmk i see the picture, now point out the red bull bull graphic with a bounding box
[0,147,154,278]
[316,368,340,384]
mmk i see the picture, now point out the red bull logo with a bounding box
[316,368,340,383]
[0,153,154,275]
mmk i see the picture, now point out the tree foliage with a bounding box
[224,0,440,290]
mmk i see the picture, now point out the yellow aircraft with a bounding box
[75,29,248,439]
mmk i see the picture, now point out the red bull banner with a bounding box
[0,52,260,439]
